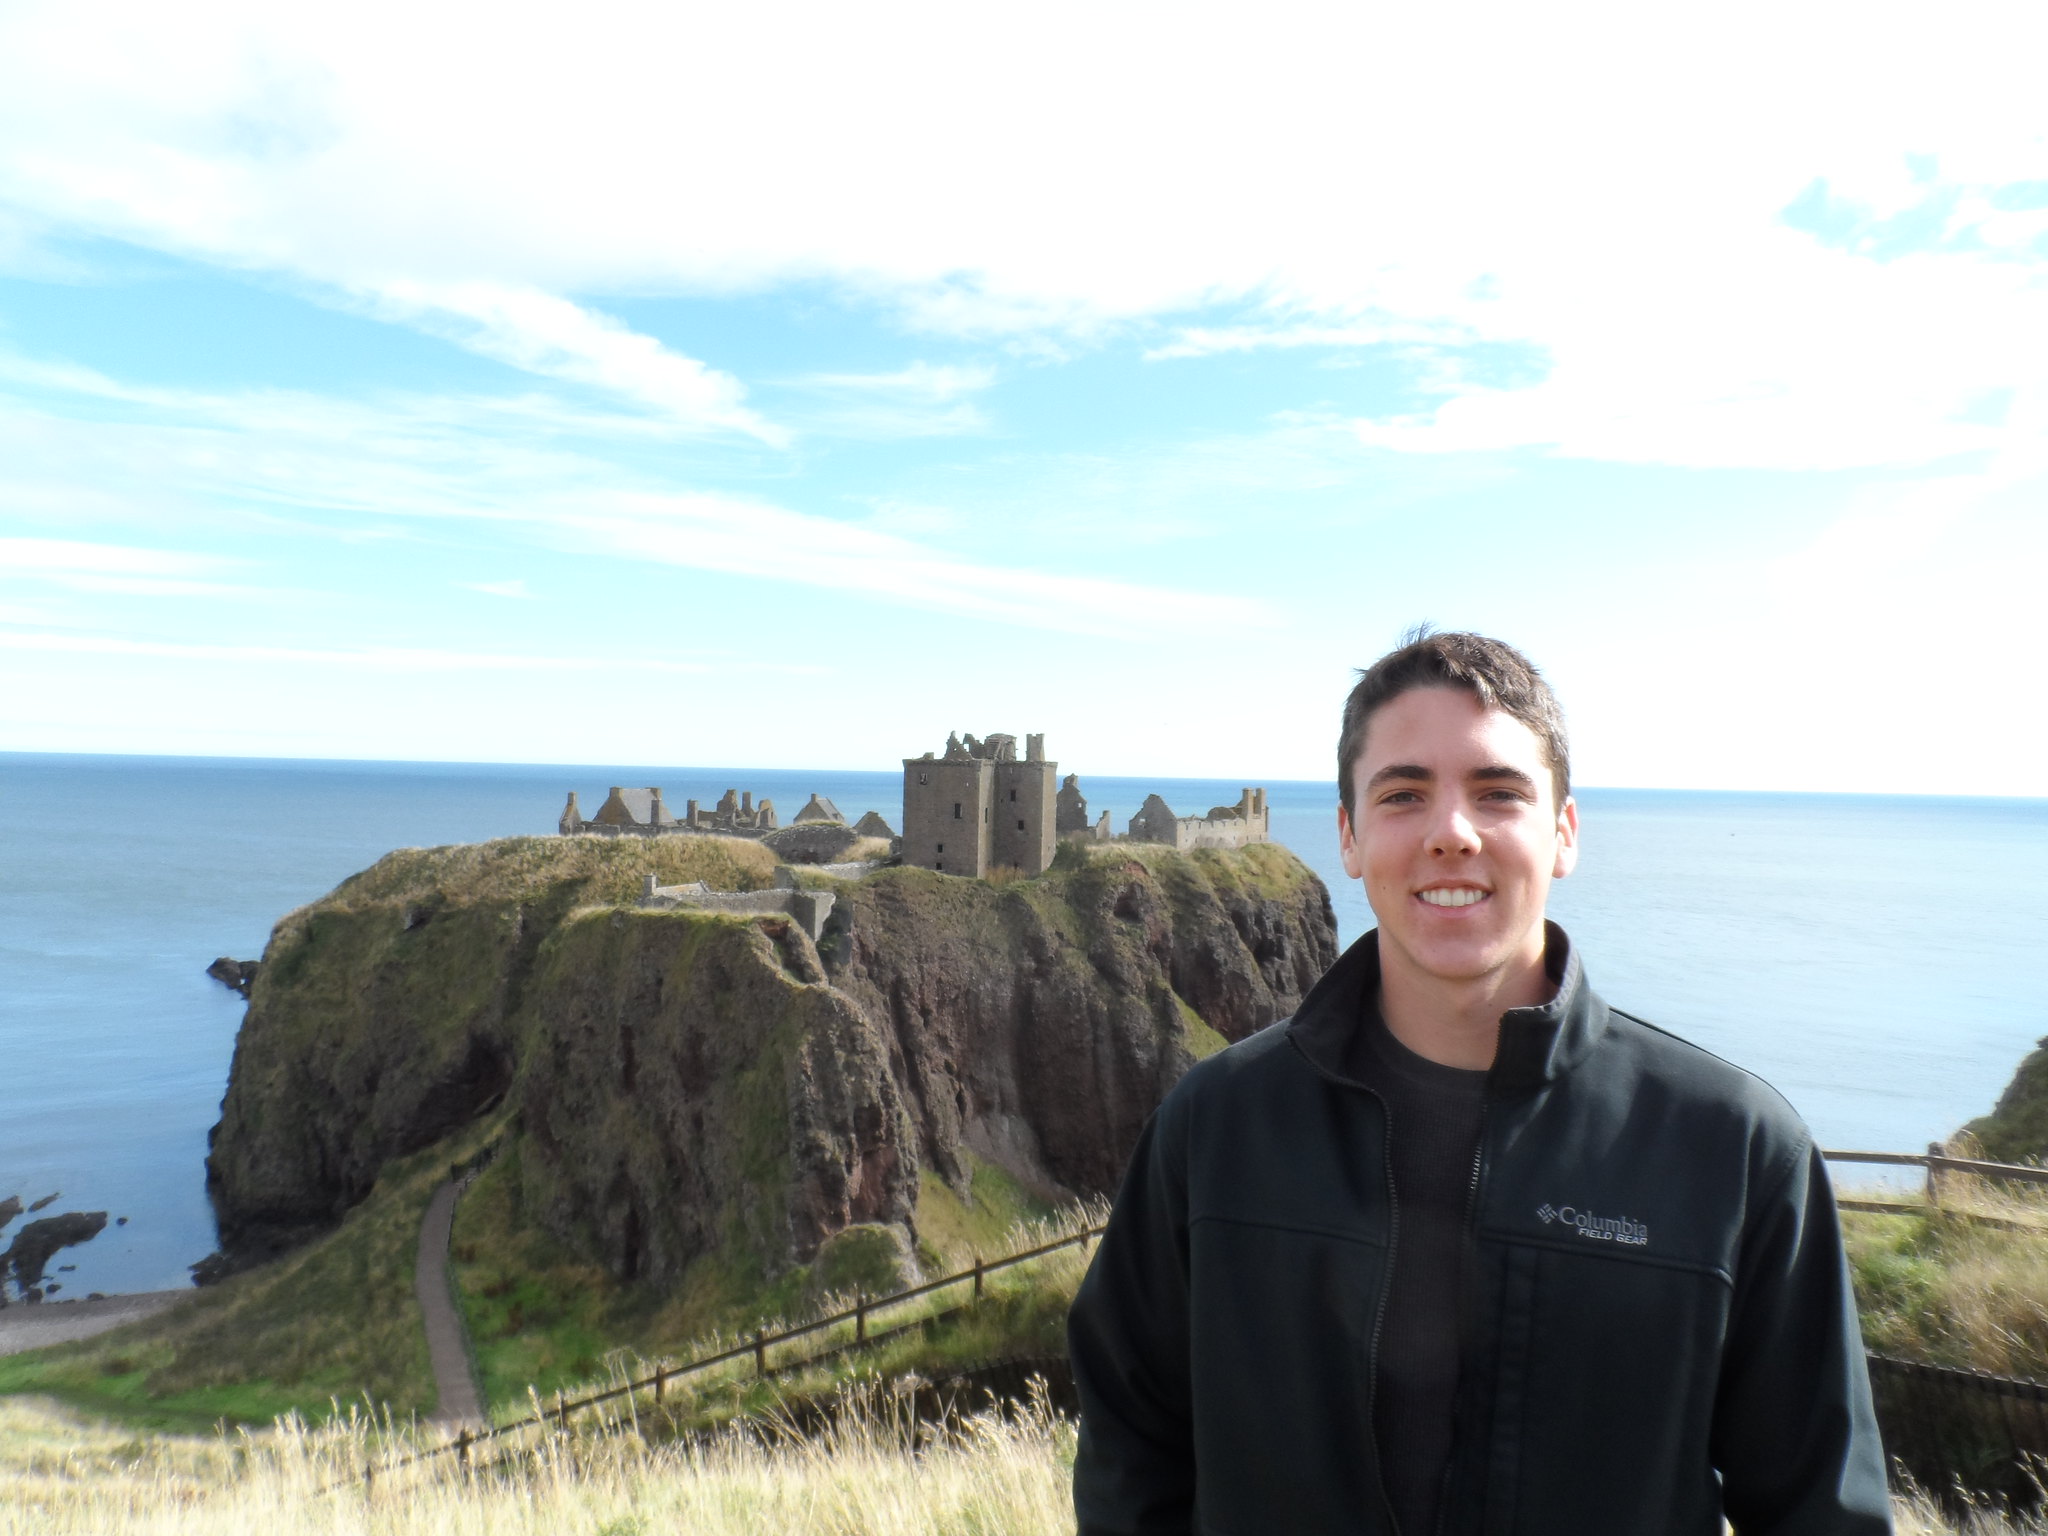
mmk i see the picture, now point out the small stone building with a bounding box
[792,794,845,825]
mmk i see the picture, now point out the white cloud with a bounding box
[795,363,995,402]
[0,628,789,675]
[362,280,786,444]
[0,2,2044,472]
[781,361,997,438]
[0,537,237,582]
[558,490,1269,637]
[0,537,217,574]
[0,365,1258,638]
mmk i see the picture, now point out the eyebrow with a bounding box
[1367,763,1539,791]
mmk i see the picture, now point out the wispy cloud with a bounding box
[0,358,1260,638]
[1145,318,1446,362]
[0,628,810,675]
[0,537,227,576]
[362,280,787,445]
[781,361,996,438]
[795,362,995,401]
[0,537,258,596]
[558,490,1268,636]
[3,7,2045,473]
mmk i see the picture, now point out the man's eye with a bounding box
[1381,790,1421,804]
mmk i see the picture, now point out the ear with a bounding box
[1552,795,1580,879]
[1338,800,1364,881]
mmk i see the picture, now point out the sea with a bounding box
[3,751,2045,1298]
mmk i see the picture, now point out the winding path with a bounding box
[415,1179,486,1426]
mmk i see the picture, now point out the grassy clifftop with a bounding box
[13,833,1333,1425]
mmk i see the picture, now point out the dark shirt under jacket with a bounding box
[1360,1008,1487,1536]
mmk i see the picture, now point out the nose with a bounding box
[1426,797,1482,857]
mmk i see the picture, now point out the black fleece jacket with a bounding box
[1067,926,1891,1536]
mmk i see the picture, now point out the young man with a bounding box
[1068,631,1889,1535]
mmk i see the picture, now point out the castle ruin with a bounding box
[901,732,1270,876]
[561,786,781,838]
[560,736,1269,879]
[901,732,1058,878]
[1126,787,1270,851]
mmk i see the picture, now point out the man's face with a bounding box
[1338,686,1579,991]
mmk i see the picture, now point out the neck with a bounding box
[1376,934,1557,1071]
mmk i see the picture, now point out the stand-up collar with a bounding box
[1284,921,1610,1099]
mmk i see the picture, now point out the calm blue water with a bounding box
[3,753,2045,1296]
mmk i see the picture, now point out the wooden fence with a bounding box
[358,1219,1106,1489]
[1824,1146,2048,1231]
[355,1147,2048,1500]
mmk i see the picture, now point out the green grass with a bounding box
[0,1121,501,1430]
[913,1152,1056,1272]
[1845,1189,2048,1378]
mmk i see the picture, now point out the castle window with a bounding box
[1017,819,1025,831]
[937,843,944,853]
[1010,788,1017,801]
[953,802,962,819]
[917,772,929,785]
[936,859,944,870]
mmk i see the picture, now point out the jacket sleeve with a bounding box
[1068,1100,1196,1536]
[1712,1137,1893,1535]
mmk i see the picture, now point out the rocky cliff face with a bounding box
[207,836,1337,1290]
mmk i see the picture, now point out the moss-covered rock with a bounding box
[1961,1036,2048,1165]
[206,834,1337,1311]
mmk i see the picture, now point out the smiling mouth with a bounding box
[1417,888,1489,908]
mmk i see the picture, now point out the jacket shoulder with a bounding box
[1597,1006,1815,1165]
[1153,1016,1310,1124]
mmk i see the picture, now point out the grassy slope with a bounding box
[0,1118,501,1430]
[1844,1189,2048,1379]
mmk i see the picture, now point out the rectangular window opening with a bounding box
[1017,819,1025,831]
[953,802,962,818]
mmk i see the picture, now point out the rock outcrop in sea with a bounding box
[204,834,1338,1293]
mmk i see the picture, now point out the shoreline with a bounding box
[0,1290,189,1358]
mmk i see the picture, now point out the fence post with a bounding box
[654,1364,666,1406]
[457,1428,470,1472]
[755,1329,767,1378]
[557,1390,568,1432]
[856,1292,867,1343]
[973,1253,983,1301]
[1927,1142,1944,1207]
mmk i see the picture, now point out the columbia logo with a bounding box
[1536,1202,1650,1247]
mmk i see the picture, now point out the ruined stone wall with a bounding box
[901,756,993,876]
[992,758,1057,874]
[641,882,836,940]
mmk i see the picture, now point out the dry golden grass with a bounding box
[0,1385,1077,1536]
[2,1390,2035,1536]
[1843,1137,2048,1379]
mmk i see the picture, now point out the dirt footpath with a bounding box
[0,1290,188,1357]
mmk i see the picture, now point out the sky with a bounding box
[0,2,2044,795]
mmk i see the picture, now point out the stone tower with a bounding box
[902,731,1058,877]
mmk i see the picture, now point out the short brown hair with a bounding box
[1338,628,1571,814]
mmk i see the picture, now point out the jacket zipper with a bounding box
[1434,1103,1490,1536]
[1364,1082,1405,1536]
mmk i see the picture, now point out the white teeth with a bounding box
[1419,888,1486,907]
